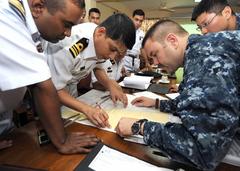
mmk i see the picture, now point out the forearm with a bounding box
[58,89,90,114]
[142,111,237,170]
[94,68,113,90]
[31,79,66,148]
[159,99,178,114]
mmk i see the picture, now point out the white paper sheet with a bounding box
[120,75,153,90]
[89,145,173,171]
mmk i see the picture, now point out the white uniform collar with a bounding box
[21,0,42,52]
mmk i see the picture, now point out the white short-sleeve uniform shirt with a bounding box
[123,28,145,72]
[0,0,51,134]
[46,23,106,97]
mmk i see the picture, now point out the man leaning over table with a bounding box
[170,0,240,93]
[45,13,136,128]
[0,0,100,152]
[115,20,240,170]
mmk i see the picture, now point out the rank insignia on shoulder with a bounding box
[69,38,89,58]
[110,59,116,65]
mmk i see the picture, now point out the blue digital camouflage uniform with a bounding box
[143,31,240,170]
[236,13,240,30]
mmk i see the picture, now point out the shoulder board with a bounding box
[9,0,25,22]
[110,59,116,65]
[69,38,89,58]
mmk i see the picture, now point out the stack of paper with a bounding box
[119,75,153,90]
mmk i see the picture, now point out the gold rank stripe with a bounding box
[9,0,25,21]
[69,43,84,58]
[70,46,78,58]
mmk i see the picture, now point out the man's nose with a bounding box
[201,28,208,35]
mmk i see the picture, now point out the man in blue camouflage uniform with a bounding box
[115,19,240,170]
[192,0,240,34]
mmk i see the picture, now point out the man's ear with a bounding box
[165,33,178,49]
[95,27,106,37]
[222,6,232,20]
[30,0,45,19]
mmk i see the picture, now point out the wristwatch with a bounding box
[131,119,148,135]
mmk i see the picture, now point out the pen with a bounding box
[100,94,110,99]
[64,115,82,128]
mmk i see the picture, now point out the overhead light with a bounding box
[194,0,201,2]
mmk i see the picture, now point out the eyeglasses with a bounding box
[196,11,221,31]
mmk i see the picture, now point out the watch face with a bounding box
[131,122,140,135]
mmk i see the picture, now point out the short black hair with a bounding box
[99,13,136,50]
[132,9,145,18]
[45,0,85,15]
[142,19,188,48]
[191,0,233,21]
[88,8,101,16]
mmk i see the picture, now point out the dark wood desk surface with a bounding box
[0,121,239,171]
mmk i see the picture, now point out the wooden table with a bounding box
[0,121,239,171]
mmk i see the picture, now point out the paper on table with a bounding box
[89,145,173,171]
[165,93,180,99]
[75,92,180,130]
[61,108,87,121]
[120,75,153,90]
[62,89,181,144]
[133,91,168,100]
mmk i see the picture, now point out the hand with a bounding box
[109,81,128,107]
[0,139,12,150]
[115,117,138,137]
[169,84,179,93]
[57,132,100,154]
[85,105,110,128]
[131,96,155,107]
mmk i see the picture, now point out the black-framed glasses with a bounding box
[196,11,222,31]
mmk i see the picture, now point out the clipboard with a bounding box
[74,142,104,171]
[74,142,174,171]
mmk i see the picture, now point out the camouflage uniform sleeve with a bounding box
[143,33,240,170]
[159,99,178,113]
[143,83,238,170]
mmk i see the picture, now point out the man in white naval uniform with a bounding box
[0,0,101,153]
[123,9,145,72]
[46,13,136,128]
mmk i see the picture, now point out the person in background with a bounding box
[192,0,240,34]
[115,19,240,170]
[123,9,145,73]
[46,13,135,128]
[170,0,240,93]
[88,7,101,25]
[77,7,101,91]
[78,8,86,23]
[0,0,100,153]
